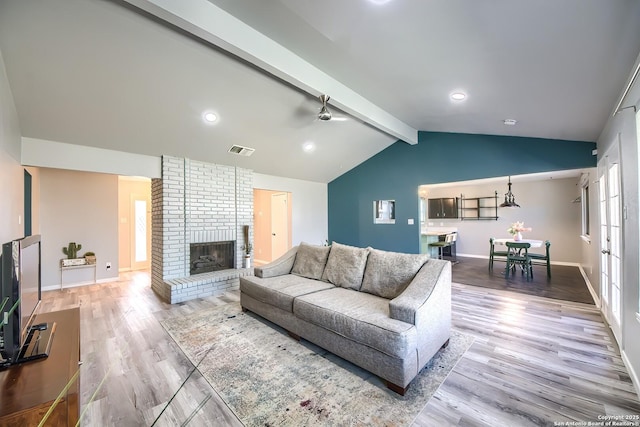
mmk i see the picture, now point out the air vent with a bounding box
[228,145,255,157]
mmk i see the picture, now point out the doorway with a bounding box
[253,189,292,265]
[598,140,623,343]
[118,177,152,272]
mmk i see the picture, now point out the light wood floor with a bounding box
[38,271,640,426]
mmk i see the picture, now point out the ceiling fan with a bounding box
[318,94,332,121]
[317,94,347,122]
[290,94,348,127]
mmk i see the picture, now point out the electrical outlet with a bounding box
[106,262,112,270]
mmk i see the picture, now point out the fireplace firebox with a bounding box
[190,241,235,275]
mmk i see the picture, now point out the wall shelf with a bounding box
[459,192,499,220]
[60,262,97,289]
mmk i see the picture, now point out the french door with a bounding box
[598,142,623,343]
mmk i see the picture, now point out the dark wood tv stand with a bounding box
[0,308,80,426]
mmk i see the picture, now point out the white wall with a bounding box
[423,177,582,264]
[254,173,328,247]
[0,49,24,243]
[596,53,640,396]
[39,168,119,288]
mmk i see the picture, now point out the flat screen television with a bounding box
[0,234,51,366]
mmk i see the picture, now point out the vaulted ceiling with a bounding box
[1,0,639,182]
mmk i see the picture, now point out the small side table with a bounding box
[59,264,97,289]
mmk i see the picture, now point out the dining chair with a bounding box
[505,242,533,281]
[489,237,508,271]
[429,233,457,262]
[529,240,551,278]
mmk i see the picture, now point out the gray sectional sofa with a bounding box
[239,242,452,395]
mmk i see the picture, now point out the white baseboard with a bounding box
[622,350,640,399]
[578,265,600,308]
[42,277,115,292]
[456,253,580,267]
[455,253,488,260]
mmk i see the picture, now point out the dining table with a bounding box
[493,238,543,248]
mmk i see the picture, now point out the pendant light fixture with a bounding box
[499,176,520,208]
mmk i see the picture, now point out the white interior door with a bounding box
[271,193,289,260]
[598,143,623,343]
[131,194,151,270]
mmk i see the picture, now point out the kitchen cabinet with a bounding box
[428,198,458,219]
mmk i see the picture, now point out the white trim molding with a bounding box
[622,350,640,399]
[42,277,115,292]
[22,137,161,178]
[457,253,581,267]
[578,265,600,308]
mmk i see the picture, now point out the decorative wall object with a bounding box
[373,200,395,224]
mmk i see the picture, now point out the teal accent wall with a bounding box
[328,131,597,253]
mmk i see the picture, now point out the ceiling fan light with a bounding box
[318,94,332,121]
[318,106,332,121]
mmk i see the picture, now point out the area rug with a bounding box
[161,303,473,427]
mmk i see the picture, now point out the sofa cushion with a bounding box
[240,275,335,313]
[291,242,331,280]
[293,287,417,358]
[360,249,430,299]
[321,242,369,290]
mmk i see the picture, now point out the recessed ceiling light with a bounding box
[302,141,316,153]
[369,0,393,4]
[503,119,518,126]
[450,92,466,101]
[203,112,218,123]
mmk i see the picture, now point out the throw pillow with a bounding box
[291,242,331,280]
[321,242,369,290]
[360,248,430,299]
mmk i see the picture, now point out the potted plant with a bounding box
[507,221,532,241]
[84,251,96,265]
[61,242,86,266]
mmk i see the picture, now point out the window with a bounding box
[419,198,427,224]
[580,173,591,241]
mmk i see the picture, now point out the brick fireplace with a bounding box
[151,155,253,303]
[190,241,235,275]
